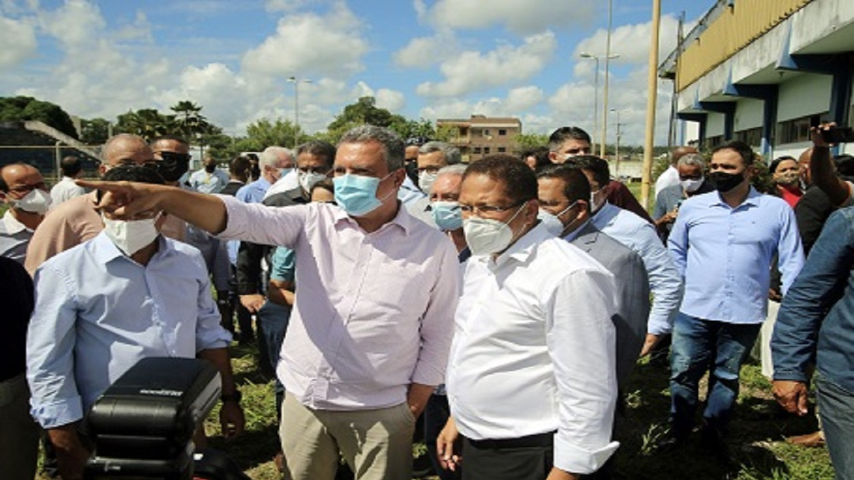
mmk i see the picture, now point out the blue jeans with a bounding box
[669,313,761,439]
[817,373,854,480]
[256,301,291,419]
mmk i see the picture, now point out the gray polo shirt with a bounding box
[0,211,34,264]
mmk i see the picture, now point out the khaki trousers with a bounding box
[279,393,416,480]
[0,374,40,480]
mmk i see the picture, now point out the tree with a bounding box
[389,118,436,141]
[241,118,302,150]
[0,96,79,138]
[114,108,176,140]
[79,118,111,145]
[171,100,211,141]
[514,133,550,153]
[327,96,404,132]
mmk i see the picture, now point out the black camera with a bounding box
[84,357,221,480]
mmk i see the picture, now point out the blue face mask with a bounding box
[431,201,462,231]
[333,173,394,217]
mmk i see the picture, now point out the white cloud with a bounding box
[422,0,594,35]
[0,15,37,68]
[241,2,368,79]
[573,14,683,66]
[375,89,406,112]
[419,87,542,124]
[416,31,557,97]
[39,0,105,51]
[265,0,310,12]
[505,86,544,112]
[393,32,457,68]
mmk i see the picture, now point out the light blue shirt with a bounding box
[235,176,272,205]
[592,202,683,335]
[189,168,230,194]
[270,246,296,282]
[668,188,804,324]
[398,175,426,206]
[26,232,232,429]
[230,176,273,264]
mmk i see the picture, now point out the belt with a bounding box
[466,431,556,449]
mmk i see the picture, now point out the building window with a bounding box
[734,127,762,147]
[498,129,507,136]
[705,135,725,148]
[473,147,482,154]
[484,147,491,154]
[777,113,827,144]
[482,129,490,137]
[498,147,506,153]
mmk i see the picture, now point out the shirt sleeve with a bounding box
[776,205,805,295]
[547,268,620,474]
[772,210,852,382]
[635,222,682,335]
[270,247,296,282]
[26,264,84,429]
[193,254,233,352]
[216,195,308,249]
[25,210,78,275]
[409,240,459,387]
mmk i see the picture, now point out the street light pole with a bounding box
[602,0,614,158]
[287,76,312,148]
[579,53,600,154]
[611,108,622,176]
[641,0,662,210]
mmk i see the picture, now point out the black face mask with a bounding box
[155,152,191,182]
[205,164,216,173]
[709,170,745,193]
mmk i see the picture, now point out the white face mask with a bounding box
[419,171,438,194]
[102,215,160,256]
[537,201,577,237]
[462,202,527,255]
[681,177,704,193]
[11,188,51,214]
[299,171,327,193]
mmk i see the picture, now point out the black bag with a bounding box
[193,448,250,480]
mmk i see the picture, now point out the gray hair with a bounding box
[677,153,705,169]
[418,141,461,165]
[437,164,467,178]
[337,125,405,171]
[260,146,292,169]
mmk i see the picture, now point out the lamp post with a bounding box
[287,76,312,148]
[611,108,623,177]
[580,52,619,155]
[601,0,614,159]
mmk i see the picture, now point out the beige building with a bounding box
[437,115,522,162]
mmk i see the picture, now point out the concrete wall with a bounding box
[777,73,832,122]
[734,98,764,131]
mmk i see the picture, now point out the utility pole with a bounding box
[641,0,662,210]
[601,0,614,158]
[287,76,312,148]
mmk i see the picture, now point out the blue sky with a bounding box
[0,0,710,145]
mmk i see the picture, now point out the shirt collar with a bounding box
[490,222,551,268]
[2,210,29,234]
[710,186,762,208]
[92,230,172,265]
[332,200,415,235]
[561,219,592,242]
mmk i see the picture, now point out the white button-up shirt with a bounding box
[448,224,619,475]
[218,196,459,410]
[49,176,86,206]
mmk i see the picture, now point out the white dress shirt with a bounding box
[448,223,619,475]
[263,170,299,200]
[217,196,459,410]
[49,176,86,206]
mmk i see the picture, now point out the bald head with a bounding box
[799,147,813,186]
[672,146,699,166]
[101,134,153,175]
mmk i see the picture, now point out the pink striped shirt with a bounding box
[218,196,459,410]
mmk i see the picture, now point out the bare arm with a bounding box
[810,125,851,206]
[47,424,90,480]
[407,382,434,419]
[76,181,228,234]
[197,347,245,438]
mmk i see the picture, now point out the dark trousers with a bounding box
[256,301,291,418]
[424,394,461,480]
[462,433,554,480]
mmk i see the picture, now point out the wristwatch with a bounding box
[221,390,242,404]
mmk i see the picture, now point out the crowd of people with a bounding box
[1,122,853,480]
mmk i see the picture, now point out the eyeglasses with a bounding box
[459,200,525,216]
[8,182,47,195]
